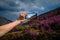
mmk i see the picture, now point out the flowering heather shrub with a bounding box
[0,7,60,40]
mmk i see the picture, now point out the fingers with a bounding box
[20,11,29,15]
[20,11,29,18]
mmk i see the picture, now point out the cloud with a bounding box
[0,0,20,12]
[0,0,60,21]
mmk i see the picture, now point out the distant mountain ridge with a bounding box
[0,16,12,26]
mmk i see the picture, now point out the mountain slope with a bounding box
[0,7,60,40]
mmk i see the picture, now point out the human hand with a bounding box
[17,11,28,22]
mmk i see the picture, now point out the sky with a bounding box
[0,0,60,21]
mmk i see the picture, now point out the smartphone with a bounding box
[21,12,36,25]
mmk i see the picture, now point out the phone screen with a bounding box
[26,12,36,19]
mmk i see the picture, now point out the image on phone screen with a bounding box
[26,12,37,19]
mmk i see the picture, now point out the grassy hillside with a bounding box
[0,7,60,40]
